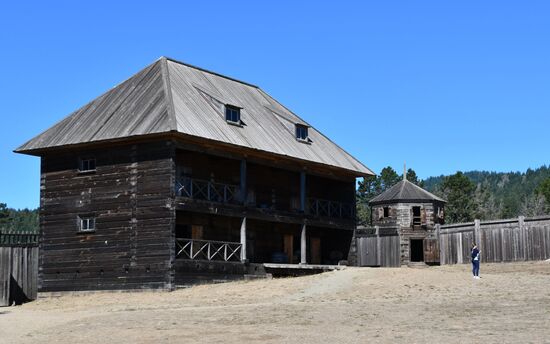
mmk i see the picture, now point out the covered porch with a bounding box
[175,211,353,266]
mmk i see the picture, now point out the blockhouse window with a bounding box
[225,105,241,124]
[383,207,390,218]
[78,216,95,232]
[78,157,96,172]
[295,124,309,141]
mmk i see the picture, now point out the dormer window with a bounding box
[225,105,241,124]
[295,124,309,141]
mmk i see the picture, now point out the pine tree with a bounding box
[439,172,478,223]
[406,168,424,187]
[536,177,550,211]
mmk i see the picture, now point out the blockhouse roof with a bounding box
[369,179,446,205]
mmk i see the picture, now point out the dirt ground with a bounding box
[1,262,549,344]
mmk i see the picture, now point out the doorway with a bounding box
[410,239,424,262]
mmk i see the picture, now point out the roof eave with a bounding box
[369,199,447,206]
[14,131,374,177]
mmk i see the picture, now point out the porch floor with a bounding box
[262,263,346,270]
[262,263,345,277]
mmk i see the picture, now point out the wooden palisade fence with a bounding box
[0,231,39,306]
[355,226,401,267]
[354,215,550,267]
[438,215,550,265]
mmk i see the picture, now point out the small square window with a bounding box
[78,157,96,172]
[295,124,309,141]
[225,105,241,124]
[383,207,390,218]
[78,216,95,232]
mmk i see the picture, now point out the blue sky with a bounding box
[1,1,549,209]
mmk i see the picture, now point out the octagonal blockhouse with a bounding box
[369,179,446,265]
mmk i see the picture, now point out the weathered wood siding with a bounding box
[439,216,550,265]
[356,228,400,267]
[39,140,175,292]
[372,202,441,229]
[0,246,38,306]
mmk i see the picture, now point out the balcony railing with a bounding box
[175,177,354,220]
[176,177,239,204]
[176,238,242,262]
[307,198,355,219]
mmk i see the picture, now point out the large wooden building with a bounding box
[16,57,373,292]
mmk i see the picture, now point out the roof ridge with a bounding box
[400,179,407,198]
[162,56,259,89]
[159,57,177,131]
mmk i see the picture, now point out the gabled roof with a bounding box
[369,179,446,205]
[16,57,373,177]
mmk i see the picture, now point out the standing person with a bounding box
[471,243,480,279]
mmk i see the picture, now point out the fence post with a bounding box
[435,224,442,264]
[375,226,381,266]
[474,219,481,244]
[518,216,526,261]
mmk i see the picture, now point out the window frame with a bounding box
[78,157,96,173]
[77,215,96,233]
[225,105,241,125]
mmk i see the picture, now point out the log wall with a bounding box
[39,140,175,292]
[438,216,550,265]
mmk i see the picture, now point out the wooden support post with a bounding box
[300,171,306,213]
[240,217,247,262]
[240,159,247,205]
[300,223,307,264]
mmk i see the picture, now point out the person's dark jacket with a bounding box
[471,248,480,262]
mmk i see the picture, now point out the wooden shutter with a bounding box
[421,208,427,226]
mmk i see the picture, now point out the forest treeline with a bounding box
[0,203,39,233]
[358,165,550,225]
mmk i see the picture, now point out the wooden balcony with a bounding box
[307,198,355,219]
[176,177,240,204]
[175,177,355,222]
[176,238,242,262]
